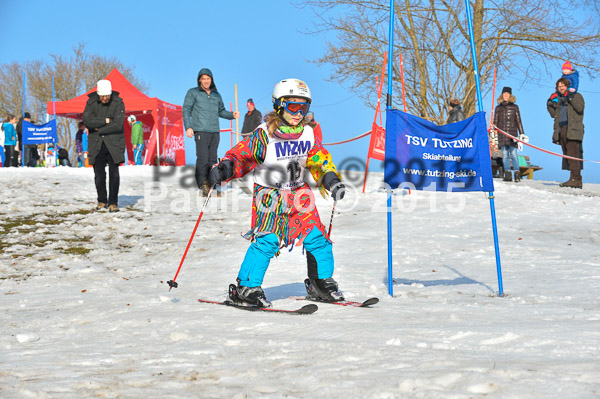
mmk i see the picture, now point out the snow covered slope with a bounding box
[1,167,599,398]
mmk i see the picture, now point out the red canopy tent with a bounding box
[46,68,185,166]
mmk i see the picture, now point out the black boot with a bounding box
[305,278,344,302]
[503,171,512,182]
[514,171,521,182]
[229,283,272,308]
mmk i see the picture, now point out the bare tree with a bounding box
[0,42,148,163]
[0,62,25,118]
[301,0,600,124]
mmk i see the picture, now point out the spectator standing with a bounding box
[17,112,37,167]
[493,87,525,182]
[0,118,5,166]
[446,99,466,124]
[241,98,262,136]
[2,114,18,167]
[82,126,89,167]
[75,122,86,167]
[82,79,126,212]
[128,115,144,165]
[547,78,585,188]
[182,68,239,196]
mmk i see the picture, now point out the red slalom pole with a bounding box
[167,184,216,291]
[489,67,497,124]
[489,67,498,156]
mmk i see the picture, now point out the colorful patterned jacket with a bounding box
[222,122,341,248]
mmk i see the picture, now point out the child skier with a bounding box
[208,78,346,308]
[560,61,579,93]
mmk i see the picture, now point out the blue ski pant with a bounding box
[134,144,144,165]
[237,228,334,287]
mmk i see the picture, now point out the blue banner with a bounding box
[22,120,57,145]
[384,109,494,192]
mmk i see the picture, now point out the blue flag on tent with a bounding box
[384,109,494,192]
[22,120,57,145]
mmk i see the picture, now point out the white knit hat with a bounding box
[96,80,112,96]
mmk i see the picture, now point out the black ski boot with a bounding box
[229,283,272,308]
[304,278,344,302]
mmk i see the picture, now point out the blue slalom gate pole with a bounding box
[464,0,504,296]
[386,0,395,297]
[22,72,26,167]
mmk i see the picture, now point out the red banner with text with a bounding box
[367,123,386,161]
[145,100,185,166]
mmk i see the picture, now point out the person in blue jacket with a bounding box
[561,61,579,93]
[0,119,5,166]
[2,114,18,167]
[182,68,239,196]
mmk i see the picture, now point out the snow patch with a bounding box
[468,382,499,394]
[480,332,520,345]
[16,332,40,344]
[169,332,190,342]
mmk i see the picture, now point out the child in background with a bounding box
[561,61,579,93]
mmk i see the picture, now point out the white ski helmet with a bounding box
[127,115,136,123]
[272,78,312,105]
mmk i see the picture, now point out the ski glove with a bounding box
[550,92,559,103]
[322,171,345,201]
[208,160,233,185]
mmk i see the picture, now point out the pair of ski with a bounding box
[198,282,378,315]
[197,296,379,315]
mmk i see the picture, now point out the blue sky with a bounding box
[1,0,598,183]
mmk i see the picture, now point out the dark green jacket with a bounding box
[547,92,585,143]
[83,91,126,164]
[182,68,234,134]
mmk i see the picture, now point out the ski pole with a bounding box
[167,184,217,291]
[326,200,336,240]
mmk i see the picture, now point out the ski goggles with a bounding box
[283,100,311,116]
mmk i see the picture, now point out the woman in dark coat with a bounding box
[493,87,525,182]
